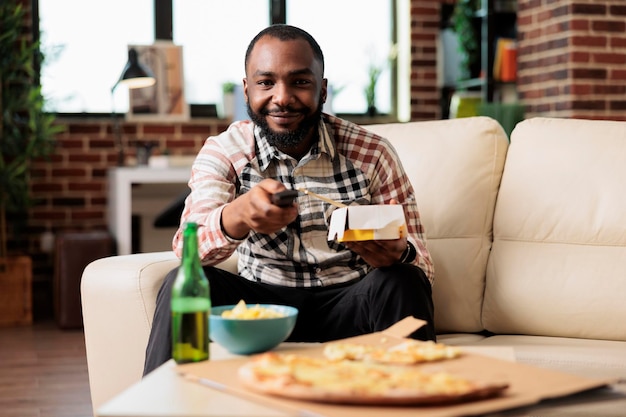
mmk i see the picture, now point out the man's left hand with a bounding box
[343,198,407,268]
[344,237,407,268]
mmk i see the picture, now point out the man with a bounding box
[143,24,435,375]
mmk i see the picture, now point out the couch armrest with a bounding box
[81,251,179,412]
[81,250,239,413]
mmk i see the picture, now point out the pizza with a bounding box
[323,340,463,365]
[238,352,509,406]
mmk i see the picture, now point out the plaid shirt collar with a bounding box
[254,116,337,171]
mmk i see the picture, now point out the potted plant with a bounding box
[364,66,383,117]
[0,1,63,325]
[452,0,480,81]
[363,44,397,117]
[221,81,237,120]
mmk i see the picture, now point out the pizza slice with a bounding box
[323,339,462,365]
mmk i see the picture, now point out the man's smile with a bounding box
[265,110,304,128]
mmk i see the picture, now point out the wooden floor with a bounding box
[0,321,93,417]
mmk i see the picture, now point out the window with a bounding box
[38,1,397,116]
[286,0,394,115]
[172,0,269,107]
[38,0,154,113]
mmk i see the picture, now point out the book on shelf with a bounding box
[493,38,517,82]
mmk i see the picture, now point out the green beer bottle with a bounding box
[171,222,210,363]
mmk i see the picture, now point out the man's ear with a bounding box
[242,78,248,102]
[321,78,328,103]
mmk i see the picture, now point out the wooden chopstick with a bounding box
[297,188,348,208]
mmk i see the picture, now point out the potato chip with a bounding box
[221,300,285,319]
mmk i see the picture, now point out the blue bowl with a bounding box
[209,304,298,355]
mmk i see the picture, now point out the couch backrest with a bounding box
[365,117,509,333]
[483,117,626,341]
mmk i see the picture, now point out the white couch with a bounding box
[81,116,626,414]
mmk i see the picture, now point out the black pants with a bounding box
[143,263,435,375]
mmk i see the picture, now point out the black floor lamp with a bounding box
[111,48,156,166]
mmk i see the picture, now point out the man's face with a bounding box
[244,36,327,151]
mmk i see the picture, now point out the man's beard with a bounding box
[247,98,324,149]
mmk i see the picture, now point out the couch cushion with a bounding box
[484,117,626,341]
[366,117,508,333]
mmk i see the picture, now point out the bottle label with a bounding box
[171,297,211,313]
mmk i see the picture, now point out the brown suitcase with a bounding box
[54,230,114,329]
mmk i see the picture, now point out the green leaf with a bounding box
[1,0,66,255]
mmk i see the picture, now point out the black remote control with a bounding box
[271,189,299,207]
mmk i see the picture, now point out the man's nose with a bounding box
[272,82,294,107]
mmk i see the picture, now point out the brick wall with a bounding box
[518,0,626,119]
[27,119,228,318]
[31,119,228,234]
[409,0,446,120]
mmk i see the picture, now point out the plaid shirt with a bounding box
[173,114,434,286]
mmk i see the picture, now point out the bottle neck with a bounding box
[181,223,201,274]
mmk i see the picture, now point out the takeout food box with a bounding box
[176,317,616,417]
[328,205,407,242]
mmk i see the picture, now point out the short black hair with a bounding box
[245,24,325,74]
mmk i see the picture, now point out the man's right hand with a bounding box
[221,179,299,239]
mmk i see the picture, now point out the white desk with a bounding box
[107,166,191,256]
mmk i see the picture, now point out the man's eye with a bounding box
[294,79,311,85]
[257,80,273,86]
